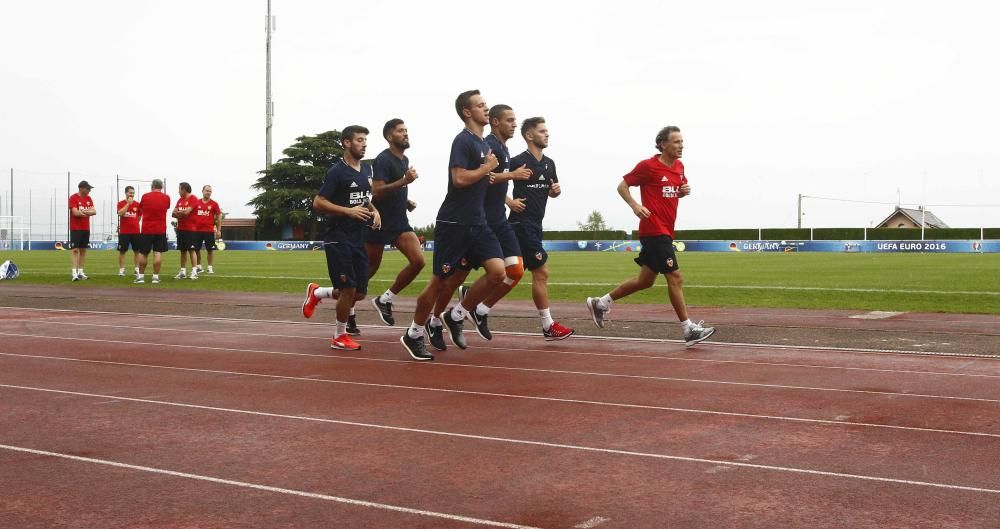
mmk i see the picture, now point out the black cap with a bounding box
[78,180,93,189]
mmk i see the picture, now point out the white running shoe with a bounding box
[118,269,126,277]
[174,271,186,279]
[151,276,161,284]
[207,266,214,274]
[77,272,89,280]
[190,271,199,280]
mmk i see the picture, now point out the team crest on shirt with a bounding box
[339,274,347,283]
[442,263,451,274]
[666,258,674,268]
[459,257,468,267]
[535,251,543,261]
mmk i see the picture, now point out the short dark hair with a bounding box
[341,125,370,144]
[124,186,134,193]
[455,90,480,119]
[202,185,212,192]
[179,182,192,193]
[152,179,163,189]
[655,126,681,151]
[382,118,404,140]
[521,117,546,137]
[488,104,512,124]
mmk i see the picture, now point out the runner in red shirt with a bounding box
[135,179,171,284]
[585,126,716,346]
[172,182,199,279]
[68,181,96,281]
[116,185,142,277]
[191,185,222,274]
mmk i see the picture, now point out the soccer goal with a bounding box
[0,216,27,251]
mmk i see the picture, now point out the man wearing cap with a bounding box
[68,181,97,281]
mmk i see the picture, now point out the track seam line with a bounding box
[1,355,998,439]
[1,385,998,495]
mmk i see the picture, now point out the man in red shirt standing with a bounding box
[173,182,199,279]
[116,185,142,277]
[191,185,222,274]
[68,180,97,281]
[585,126,716,346]
[135,179,171,284]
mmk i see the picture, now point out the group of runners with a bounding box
[67,180,222,283]
[301,89,716,361]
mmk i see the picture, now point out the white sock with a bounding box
[597,293,614,311]
[429,316,443,327]
[79,269,84,275]
[207,265,213,272]
[450,304,468,321]
[71,268,78,276]
[136,273,144,280]
[179,268,186,275]
[380,290,395,304]
[407,321,424,339]
[315,287,336,299]
[681,319,693,331]
[476,303,491,316]
[152,274,160,280]
[119,267,125,273]
[349,307,356,316]
[336,321,347,337]
[539,308,553,331]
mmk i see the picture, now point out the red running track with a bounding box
[1,307,998,528]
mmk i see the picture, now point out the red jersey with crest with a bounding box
[193,199,221,233]
[68,193,94,231]
[622,156,688,238]
[117,199,141,234]
[175,194,199,231]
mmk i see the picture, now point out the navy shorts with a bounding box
[118,233,140,252]
[325,241,369,294]
[460,221,521,270]
[635,235,680,274]
[364,222,414,246]
[69,230,90,250]
[512,222,548,270]
[433,224,502,278]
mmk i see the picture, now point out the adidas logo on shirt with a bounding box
[350,182,359,188]
[661,176,669,182]
[538,175,545,181]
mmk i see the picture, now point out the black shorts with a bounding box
[512,222,548,270]
[364,222,414,246]
[138,234,169,255]
[118,233,140,252]
[176,230,197,251]
[433,223,502,278]
[191,231,216,251]
[635,235,680,274]
[460,221,521,270]
[325,241,369,294]
[69,230,90,250]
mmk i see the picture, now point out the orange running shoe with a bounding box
[330,333,361,350]
[543,321,575,341]
[302,283,321,318]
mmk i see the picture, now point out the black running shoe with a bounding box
[371,297,395,326]
[347,314,361,336]
[440,308,467,349]
[400,332,433,361]
[425,322,447,351]
[468,310,492,341]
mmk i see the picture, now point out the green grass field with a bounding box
[3,250,999,314]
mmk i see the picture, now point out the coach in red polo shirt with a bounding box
[191,184,222,274]
[116,185,142,277]
[173,182,199,279]
[135,179,171,284]
[68,181,97,281]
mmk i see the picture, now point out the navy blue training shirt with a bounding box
[318,160,373,243]
[370,149,409,229]
[508,151,558,226]
[483,134,511,226]
[436,129,491,226]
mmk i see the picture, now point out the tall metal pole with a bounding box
[797,193,802,229]
[920,205,926,241]
[28,189,32,250]
[66,172,70,241]
[265,0,274,170]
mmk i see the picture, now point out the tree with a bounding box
[248,131,344,240]
[577,210,611,231]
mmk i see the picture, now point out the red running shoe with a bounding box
[330,333,361,350]
[543,321,575,341]
[302,283,321,319]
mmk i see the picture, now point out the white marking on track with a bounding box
[1,384,999,495]
[850,311,906,320]
[574,516,611,528]
[0,443,542,529]
[1,357,998,440]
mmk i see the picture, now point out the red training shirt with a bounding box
[622,156,688,238]
[117,199,141,234]
[68,193,94,231]
[175,194,199,231]
[139,191,171,235]
[193,199,221,233]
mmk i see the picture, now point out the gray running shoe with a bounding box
[585,297,607,328]
[425,322,447,351]
[683,320,716,347]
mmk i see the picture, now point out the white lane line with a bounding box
[2,384,998,496]
[4,306,998,359]
[0,443,542,529]
[2,355,998,439]
[574,516,611,528]
[1,332,997,404]
[4,318,998,379]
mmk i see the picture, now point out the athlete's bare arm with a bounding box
[617,180,650,219]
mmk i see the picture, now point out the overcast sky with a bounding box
[2,0,998,238]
